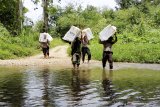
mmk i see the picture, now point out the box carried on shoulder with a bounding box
[39,33,53,42]
[99,25,117,41]
[47,33,53,41]
[63,26,81,42]
[82,28,94,40]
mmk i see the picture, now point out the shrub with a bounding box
[0,23,10,37]
[0,49,16,59]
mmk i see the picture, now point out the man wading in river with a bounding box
[71,36,81,69]
[99,33,117,70]
[81,34,91,63]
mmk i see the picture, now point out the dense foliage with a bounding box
[46,1,160,63]
[0,24,39,59]
[47,2,160,44]
[0,23,64,59]
[0,0,24,35]
[0,0,160,63]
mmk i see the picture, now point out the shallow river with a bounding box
[0,66,160,107]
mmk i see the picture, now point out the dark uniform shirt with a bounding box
[99,35,117,52]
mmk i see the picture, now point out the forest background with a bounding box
[0,0,160,63]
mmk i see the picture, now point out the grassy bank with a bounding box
[1,24,159,63]
[89,40,160,63]
[0,27,65,60]
[66,38,160,64]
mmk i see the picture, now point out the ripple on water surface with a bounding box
[0,67,160,106]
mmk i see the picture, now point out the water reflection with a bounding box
[71,69,81,106]
[23,67,52,107]
[102,70,114,97]
[71,69,80,92]
[41,68,50,107]
[0,67,160,106]
[70,69,93,106]
[80,69,90,85]
[0,69,25,106]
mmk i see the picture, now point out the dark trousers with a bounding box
[102,51,113,69]
[42,46,49,57]
[82,47,91,62]
[72,53,81,66]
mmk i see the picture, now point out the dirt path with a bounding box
[0,45,160,70]
[29,45,69,59]
[0,45,72,68]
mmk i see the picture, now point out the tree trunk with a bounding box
[16,0,23,35]
[19,0,23,33]
[43,0,49,32]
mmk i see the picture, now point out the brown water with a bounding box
[0,66,160,107]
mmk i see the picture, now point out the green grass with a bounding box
[89,40,103,60]
[50,38,66,47]
[89,39,160,63]
[66,38,160,63]
[0,23,160,63]
[0,29,66,60]
[0,23,68,60]
[113,43,160,63]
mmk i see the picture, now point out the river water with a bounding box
[0,66,160,107]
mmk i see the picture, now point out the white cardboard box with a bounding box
[82,28,94,40]
[63,26,81,42]
[39,33,53,42]
[99,25,116,41]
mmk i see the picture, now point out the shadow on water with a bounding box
[102,69,113,96]
[70,69,93,106]
[41,68,50,107]
[0,66,160,106]
[101,70,115,105]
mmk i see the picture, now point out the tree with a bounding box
[141,0,160,5]
[31,0,63,33]
[0,0,25,35]
[17,0,23,33]
[42,0,49,32]
[115,0,141,9]
[31,0,57,32]
[115,0,160,9]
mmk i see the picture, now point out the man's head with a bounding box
[41,28,45,33]
[75,36,79,41]
[84,34,87,39]
[108,36,113,42]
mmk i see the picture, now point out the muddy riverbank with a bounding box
[0,45,160,70]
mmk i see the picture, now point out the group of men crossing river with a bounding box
[39,25,117,70]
